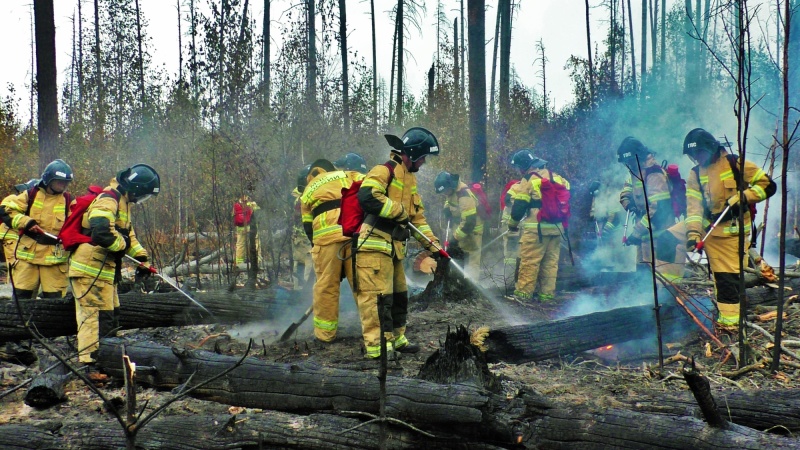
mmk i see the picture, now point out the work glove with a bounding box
[587,180,601,197]
[507,224,519,233]
[625,205,640,216]
[396,207,409,225]
[686,232,702,252]
[135,265,155,283]
[121,233,131,252]
[726,194,747,217]
[624,234,642,246]
[448,238,461,251]
[391,224,411,241]
[443,208,453,220]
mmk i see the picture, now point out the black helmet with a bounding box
[385,127,440,162]
[117,164,160,204]
[683,128,720,161]
[510,149,546,172]
[15,178,40,193]
[306,158,336,185]
[434,171,459,194]
[334,152,368,173]
[41,159,74,187]
[617,137,651,164]
[296,164,311,192]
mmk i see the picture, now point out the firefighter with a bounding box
[355,127,445,359]
[434,171,483,279]
[1,161,76,299]
[617,137,686,280]
[1,179,39,286]
[68,164,159,365]
[506,149,570,303]
[291,164,313,289]
[683,128,776,330]
[300,156,365,342]
[233,194,260,265]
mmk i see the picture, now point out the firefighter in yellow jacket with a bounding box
[233,194,260,264]
[501,179,523,284]
[1,161,75,299]
[506,149,569,303]
[434,171,483,279]
[68,164,159,364]
[355,127,445,359]
[291,165,313,289]
[300,155,366,342]
[683,128,775,329]
[617,137,686,280]
[1,179,39,286]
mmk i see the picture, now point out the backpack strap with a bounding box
[25,187,39,215]
[383,160,396,192]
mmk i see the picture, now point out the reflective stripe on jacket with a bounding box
[445,182,484,240]
[508,168,570,236]
[619,159,674,239]
[1,188,74,264]
[300,170,364,246]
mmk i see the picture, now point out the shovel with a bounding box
[279,305,313,342]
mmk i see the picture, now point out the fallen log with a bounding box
[484,303,687,364]
[0,287,299,344]
[628,389,800,433]
[24,355,71,408]
[95,337,532,445]
[0,412,511,449]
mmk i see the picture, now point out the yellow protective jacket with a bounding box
[501,181,524,227]
[356,153,439,258]
[1,187,74,265]
[68,180,148,283]
[445,182,484,241]
[300,170,365,246]
[508,168,570,237]
[686,151,774,239]
[619,158,674,238]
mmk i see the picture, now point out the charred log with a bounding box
[484,304,687,364]
[629,389,800,433]
[682,359,729,429]
[0,342,37,366]
[24,355,71,408]
[0,288,297,344]
[411,247,479,309]
[94,337,536,445]
[0,413,516,450]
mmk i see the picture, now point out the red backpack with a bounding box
[338,162,395,237]
[533,171,571,228]
[58,187,118,252]
[470,182,493,220]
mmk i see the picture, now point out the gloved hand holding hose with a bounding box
[407,222,451,260]
[690,204,732,254]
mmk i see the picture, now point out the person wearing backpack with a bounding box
[683,128,776,331]
[0,160,76,299]
[68,164,160,365]
[434,171,484,279]
[354,127,445,359]
[298,156,365,343]
[506,149,570,304]
[617,137,686,281]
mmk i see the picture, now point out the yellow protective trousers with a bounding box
[11,259,68,297]
[516,234,561,299]
[354,251,408,358]
[704,231,749,325]
[235,226,260,264]
[310,241,354,342]
[463,234,483,280]
[71,277,118,363]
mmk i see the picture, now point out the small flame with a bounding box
[605,345,613,350]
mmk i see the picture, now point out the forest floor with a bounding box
[1,247,800,436]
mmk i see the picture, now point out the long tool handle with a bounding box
[407,223,450,259]
[444,220,451,250]
[622,210,631,244]
[695,204,732,253]
[124,254,212,316]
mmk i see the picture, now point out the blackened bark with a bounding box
[33,0,59,167]
[467,0,487,183]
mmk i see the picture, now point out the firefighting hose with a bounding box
[407,223,451,260]
[691,204,733,256]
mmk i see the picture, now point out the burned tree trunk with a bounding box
[0,288,296,344]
